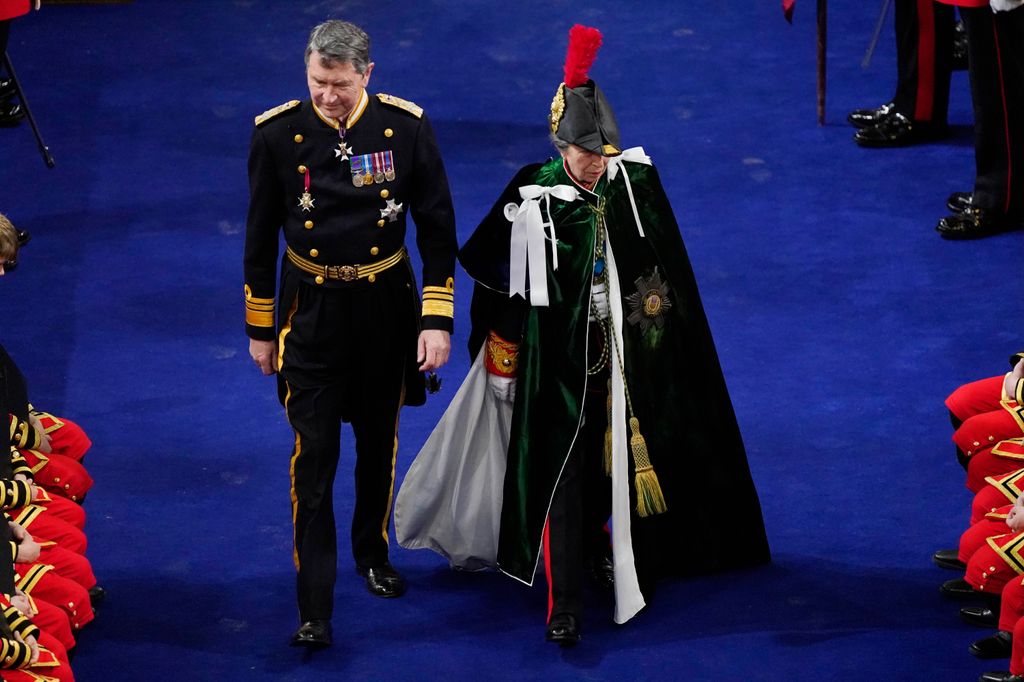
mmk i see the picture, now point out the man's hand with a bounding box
[11,522,39,564]
[249,338,278,376]
[1006,359,1024,401]
[14,632,38,665]
[417,329,450,372]
[10,591,31,616]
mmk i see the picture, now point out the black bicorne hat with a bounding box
[549,25,621,157]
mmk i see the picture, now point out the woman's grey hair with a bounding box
[305,20,371,74]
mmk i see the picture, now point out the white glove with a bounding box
[590,281,610,321]
[488,374,517,403]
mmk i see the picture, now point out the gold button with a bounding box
[377,219,385,227]
[380,189,389,199]
[297,165,307,174]
[309,248,319,258]
[370,246,379,256]
[71,495,77,501]
[315,275,325,285]
[64,484,70,490]
[989,436,995,441]
[294,134,304,143]
[54,477,60,483]
[384,128,393,138]
[974,441,981,447]
[368,274,376,283]
[304,220,313,230]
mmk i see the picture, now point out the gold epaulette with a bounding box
[377,93,423,118]
[255,100,301,127]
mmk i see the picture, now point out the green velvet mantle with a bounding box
[460,157,770,592]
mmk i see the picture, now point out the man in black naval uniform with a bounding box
[244,19,457,649]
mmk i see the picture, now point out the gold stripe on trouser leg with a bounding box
[276,295,303,570]
[379,382,406,545]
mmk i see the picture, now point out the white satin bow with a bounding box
[606,146,652,238]
[508,184,580,306]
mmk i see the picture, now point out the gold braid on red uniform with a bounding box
[484,331,519,377]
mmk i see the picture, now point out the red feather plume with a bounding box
[563,25,603,88]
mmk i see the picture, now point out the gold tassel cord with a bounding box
[629,417,667,517]
[598,201,667,516]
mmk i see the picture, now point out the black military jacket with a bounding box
[244,92,456,340]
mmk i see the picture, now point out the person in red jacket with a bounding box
[0,0,39,128]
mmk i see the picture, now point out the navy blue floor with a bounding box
[0,1,1018,680]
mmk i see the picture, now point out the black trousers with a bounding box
[278,263,415,621]
[546,365,613,623]
[893,0,956,124]
[961,5,1024,218]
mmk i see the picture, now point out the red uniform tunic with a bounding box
[0,1,28,22]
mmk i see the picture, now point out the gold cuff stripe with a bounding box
[246,301,274,311]
[423,285,454,295]
[245,293,274,305]
[246,309,275,328]
[422,293,453,302]
[422,301,454,318]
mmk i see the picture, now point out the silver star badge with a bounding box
[380,198,404,222]
[335,141,353,162]
[298,192,315,212]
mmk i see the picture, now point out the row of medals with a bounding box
[350,149,396,187]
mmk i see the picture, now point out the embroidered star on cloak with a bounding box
[625,267,672,336]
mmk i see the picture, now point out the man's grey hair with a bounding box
[305,20,371,74]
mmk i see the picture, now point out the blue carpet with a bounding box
[0,0,1017,680]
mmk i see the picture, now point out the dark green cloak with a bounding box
[460,157,770,595]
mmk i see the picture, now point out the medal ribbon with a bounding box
[508,184,580,306]
[606,146,652,238]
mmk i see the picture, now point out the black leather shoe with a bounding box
[963,605,1001,628]
[545,613,580,647]
[290,619,331,649]
[0,79,14,99]
[588,556,614,592]
[854,112,948,148]
[936,207,1022,240]
[87,585,106,607]
[933,549,967,571]
[357,563,406,598]
[971,631,1013,659]
[947,192,973,214]
[0,101,23,128]
[979,672,1024,682]
[941,577,979,598]
[847,102,894,129]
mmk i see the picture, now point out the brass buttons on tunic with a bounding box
[368,274,377,283]
[297,165,307,174]
[315,275,325,285]
[377,219,385,228]
[370,246,379,256]
[309,248,319,258]
[384,128,393,138]
[380,189,390,199]
[294,134,304,143]
[304,220,314,230]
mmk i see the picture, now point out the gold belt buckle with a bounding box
[330,264,358,281]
